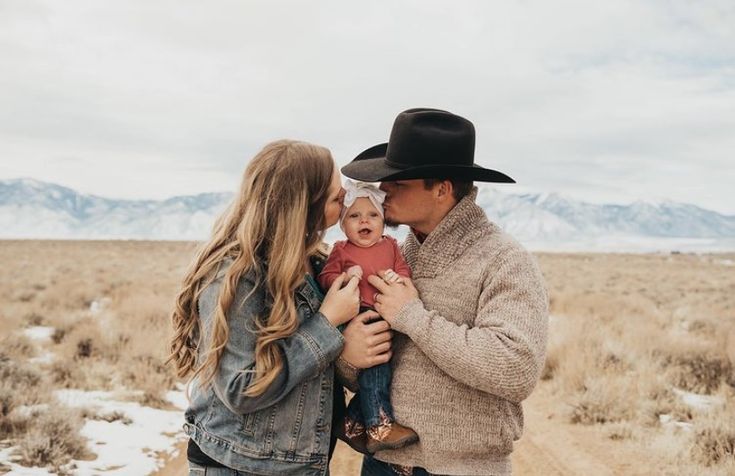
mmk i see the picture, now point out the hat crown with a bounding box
[385,109,476,169]
[341,107,515,184]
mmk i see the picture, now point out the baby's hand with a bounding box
[346,265,363,280]
[379,269,404,284]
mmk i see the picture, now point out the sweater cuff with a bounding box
[335,357,360,392]
[390,298,428,337]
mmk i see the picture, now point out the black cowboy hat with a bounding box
[341,108,515,183]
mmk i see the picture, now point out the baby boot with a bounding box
[366,421,419,453]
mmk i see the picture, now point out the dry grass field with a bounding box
[520,253,735,475]
[0,241,734,475]
[0,240,198,474]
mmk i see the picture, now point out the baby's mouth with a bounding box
[358,227,373,237]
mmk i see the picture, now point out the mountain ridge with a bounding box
[2,178,734,251]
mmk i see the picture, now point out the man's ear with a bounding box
[436,180,453,201]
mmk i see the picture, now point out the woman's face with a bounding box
[323,165,345,229]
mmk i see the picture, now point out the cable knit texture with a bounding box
[374,188,549,476]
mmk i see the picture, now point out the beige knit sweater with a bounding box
[374,188,549,476]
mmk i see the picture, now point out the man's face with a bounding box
[379,180,434,229]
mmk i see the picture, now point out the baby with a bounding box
[318,180,418,454]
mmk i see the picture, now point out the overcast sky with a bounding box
[1,0,734,213]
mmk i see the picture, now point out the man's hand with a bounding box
[379,268,403,284]
[368,273,419,325]
[340,309,393,369]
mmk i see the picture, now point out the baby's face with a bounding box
[342,197,384,248]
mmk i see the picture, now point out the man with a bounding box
[341,108,549,476]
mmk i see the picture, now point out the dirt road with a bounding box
[511,384,669,476]
[158,385,654,475]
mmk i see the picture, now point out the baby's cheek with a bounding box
[344,225,360,241]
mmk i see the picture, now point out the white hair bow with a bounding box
[340,180,386,223]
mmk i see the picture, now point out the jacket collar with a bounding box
[402,187,496,278]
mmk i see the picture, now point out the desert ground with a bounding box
[1,241,733,475]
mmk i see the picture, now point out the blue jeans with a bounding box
[344,311,394,428]
[355,359,394,427]
[361,455,437,475]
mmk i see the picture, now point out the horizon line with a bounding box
[1,176,731,217]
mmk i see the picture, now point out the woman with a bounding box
[168,140,392,475]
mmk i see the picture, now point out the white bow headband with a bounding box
[340,180,386,224]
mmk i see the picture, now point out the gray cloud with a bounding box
[0,0,733,213]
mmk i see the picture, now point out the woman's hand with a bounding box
[346,265,363,280]
[340,309,393,369]
[319,273,360,326]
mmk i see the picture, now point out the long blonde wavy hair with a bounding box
[167,140,334,396]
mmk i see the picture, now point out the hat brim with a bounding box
[341,143,516,183]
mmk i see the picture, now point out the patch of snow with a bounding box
[0,446,54,475]
[89,297,111,314]
[9,404,49,419]
[673,388,724,411]
[27,389,187,476]
[1,388,189,475]
[165,390,188,410]
[658,413,693,431]
[22,326,54,341]
[29,351,55,365]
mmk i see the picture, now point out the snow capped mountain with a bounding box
[476,188,735,242]
[0,178,231,240]
[1,178,734,251]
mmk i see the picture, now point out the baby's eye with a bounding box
[370,213,379,218]
[349,213,359,218]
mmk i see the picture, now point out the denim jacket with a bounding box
[183,258,345,475]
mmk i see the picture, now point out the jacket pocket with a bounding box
[268,380,317,458]
[240,409,260,436]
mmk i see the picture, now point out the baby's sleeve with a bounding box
[317,244,346,291]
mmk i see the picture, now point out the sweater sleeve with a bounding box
[390,248,548,403]
[317,243,346,291]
